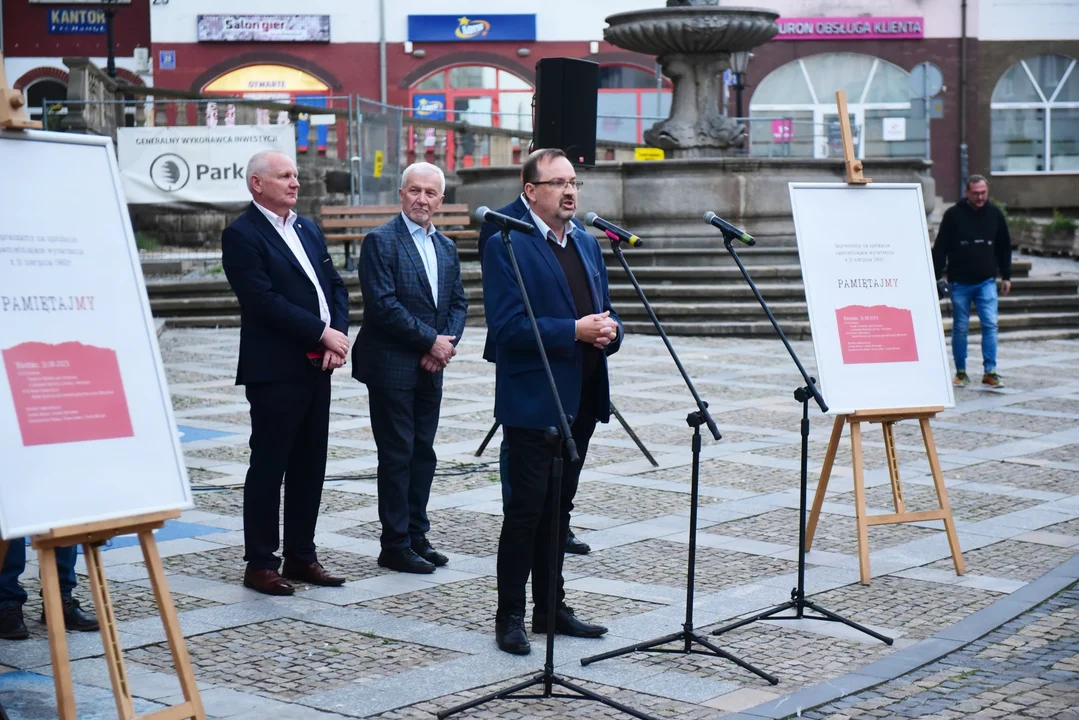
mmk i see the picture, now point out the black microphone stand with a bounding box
[439,227,657,720]
[579,236,777,686]
[708,229,893,647]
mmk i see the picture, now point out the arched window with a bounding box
[24,79,67,124]
[598,63,672,144]
[991,55,1079,174]
[749,53,916,159]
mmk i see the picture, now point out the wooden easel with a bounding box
[0,51,43,130]
[1,59,204,719]
[32,511,206,720]
[802,92,965,586]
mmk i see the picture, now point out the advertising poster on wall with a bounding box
[0,130,190,539]
[117,124,296,204]
[789,182,954,414]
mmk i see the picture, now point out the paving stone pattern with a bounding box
[803,583,1079,720]
[5,329,1079,720]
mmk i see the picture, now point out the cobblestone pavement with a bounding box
[801,583,1079,720]
[2,329,1078,720]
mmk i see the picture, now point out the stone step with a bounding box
[622,311,1079,338]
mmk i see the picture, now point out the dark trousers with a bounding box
[0,540,77,607]
[497,407,597,617]
[243,374,331,571]
[368,377,442,550]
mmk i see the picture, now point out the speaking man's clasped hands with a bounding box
[576,310,618,349]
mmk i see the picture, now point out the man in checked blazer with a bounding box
[352,162,469,574]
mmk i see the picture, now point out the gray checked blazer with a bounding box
[351,214,468,390]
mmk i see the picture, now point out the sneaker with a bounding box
[982,371,1004,388]
[0,606,28,640]
[953,371,970,387]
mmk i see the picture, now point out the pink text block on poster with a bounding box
[3,341,134,446]
[835,305,919,364]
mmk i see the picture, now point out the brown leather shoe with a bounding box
[281,560,346,587]
[243,568,295,596]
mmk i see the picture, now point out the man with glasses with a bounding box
[483,148,622,655]
[932,174,1012,389]
[478,172,592,556]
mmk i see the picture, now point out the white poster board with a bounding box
[790,182,954,415]
[117,124,296,204]
[0,130,191,539]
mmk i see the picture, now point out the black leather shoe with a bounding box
[0,606,28,640]
[410,537,449,567]
[565,530,591,555]
[40,597,99,632]
[378,547,436,574]
[532,605,607,638]
[495,613,530,655]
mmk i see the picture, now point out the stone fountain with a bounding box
[457,0,934,247]
[605,0,778,157]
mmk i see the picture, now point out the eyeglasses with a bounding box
[530,179,584,191]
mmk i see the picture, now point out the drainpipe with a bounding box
[959,0,969,194]
[379,0,388,104]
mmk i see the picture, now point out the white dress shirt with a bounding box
[528,208,574,248]
[253,201,331,331]
[401,212,440,301]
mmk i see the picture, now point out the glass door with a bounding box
[815,106,865,159]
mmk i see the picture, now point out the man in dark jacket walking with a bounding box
[932,174,1012,388]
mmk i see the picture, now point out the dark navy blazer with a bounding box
[479,197,586,363]
[352,214,469,390]
[221,203,349,385]
[482,220,622,430]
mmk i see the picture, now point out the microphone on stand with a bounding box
[703,211,756,246]
[584,212,644,247]
[475,206,536,234]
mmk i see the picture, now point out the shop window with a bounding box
[597,63,672,144]
[750,53,914,160]
[991,54,1079,173]
[24,79,67,123]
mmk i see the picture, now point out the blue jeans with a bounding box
[950,278,999,374]
[0,539,78,608]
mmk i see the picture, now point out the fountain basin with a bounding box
[604,7,779,56]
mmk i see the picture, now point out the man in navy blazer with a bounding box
[479,192,593,556]
[353,162,468,574]
[221,150,351,596]
[483,149,622,655]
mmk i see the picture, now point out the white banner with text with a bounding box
[118,125,296,204]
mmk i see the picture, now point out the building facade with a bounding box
[1,0,152,124]
[4,0,1076,207]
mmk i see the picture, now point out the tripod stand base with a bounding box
[580,629,779,686]
[437,670,662,720]
[711,597,893,646]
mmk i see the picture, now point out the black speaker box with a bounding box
[534,58,599,167]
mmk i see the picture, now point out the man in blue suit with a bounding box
[353,162,468,574]
[484,148,622,655]
[479,192,593,556]
[222,150,351,596]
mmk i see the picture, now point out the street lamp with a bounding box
[101,0,120,79]
[730,51,752,120]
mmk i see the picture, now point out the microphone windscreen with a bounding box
[703,211,716,223]
[584,212,599,226]
[475,206,491,223]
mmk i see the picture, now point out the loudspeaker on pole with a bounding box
[534,58,599,167]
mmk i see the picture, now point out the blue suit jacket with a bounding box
[479,197,586,363]
[352,214,468,390]
[222,204,349,385]
[483,221,622,430]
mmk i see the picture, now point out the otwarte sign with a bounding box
[117,125,296,204]
[197,14,331,43]
[0,130,190,538]
[789,182,954,414]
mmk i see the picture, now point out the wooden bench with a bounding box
[320,203,478,269]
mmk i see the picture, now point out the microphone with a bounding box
[584,212,644,247]
[475,206,535,234]
[703,211,756,246]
